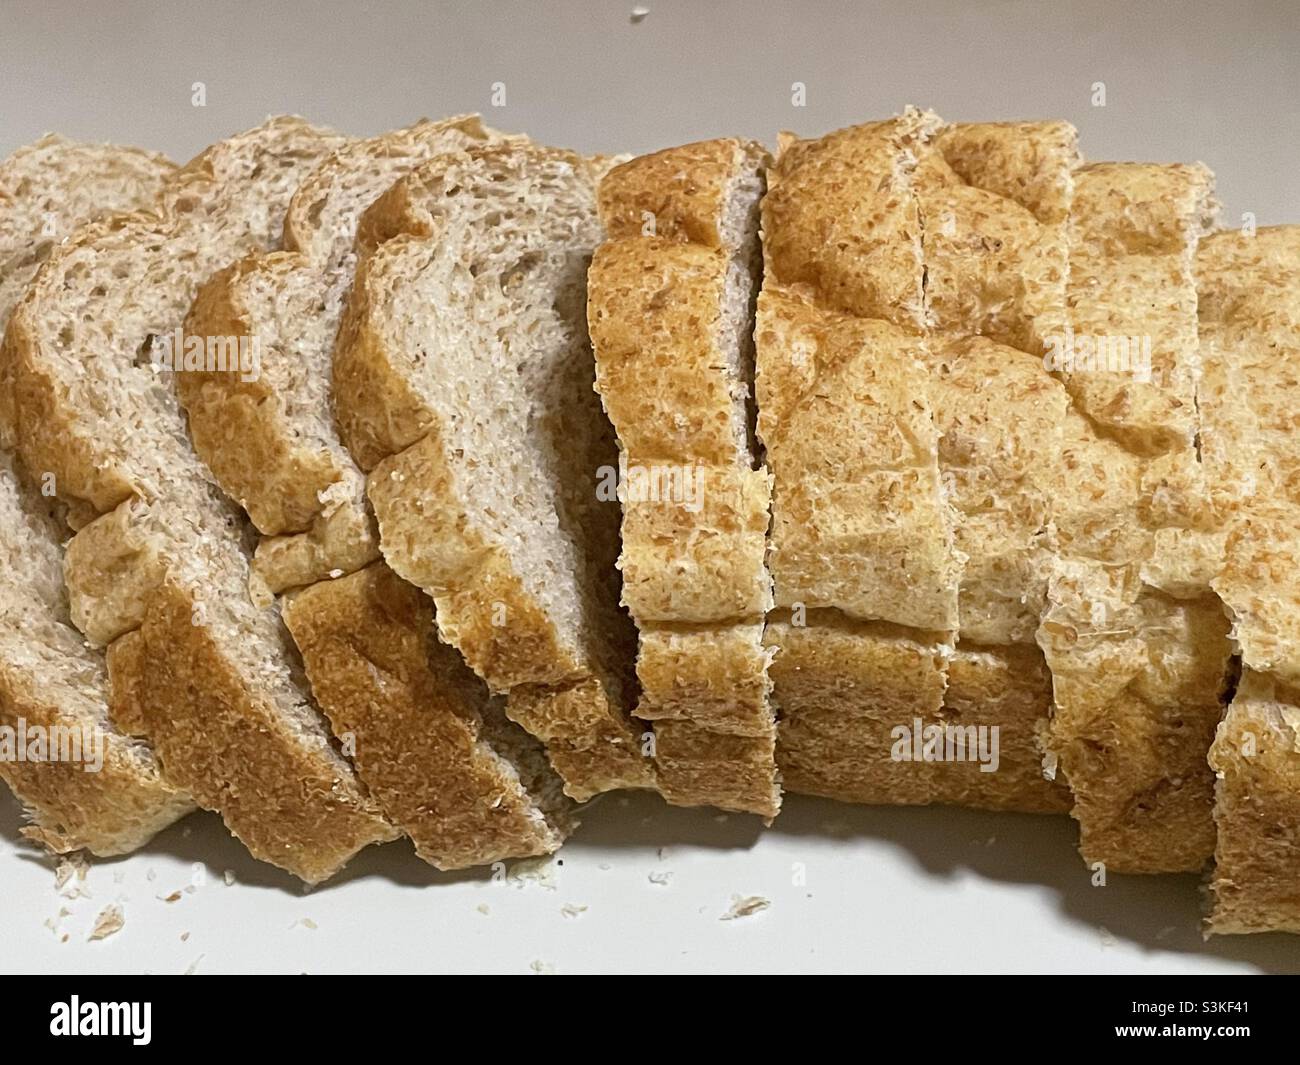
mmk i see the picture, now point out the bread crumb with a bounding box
[88,903,125,941]
[648,871,673,886]
[561,903,588,919]
[1099,926,1116,949]
[721,895,770,921]
[223,870,235,886]
[630,5,649,23]
[510,856,558,890]
[160,891,182,903]
[292,917,318,930]
[713,814,729,823]
[530,959,555,975]
[181,931,190,942]
[184,954,205,975]
[476,903,490,916]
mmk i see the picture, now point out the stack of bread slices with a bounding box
[0,108,1294,936]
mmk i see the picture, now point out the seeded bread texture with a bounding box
[1199,226,1300,933]
[0,136,192,855]
[589,138,779,817]
[335,143,654,800]
[181,116,574,865]
[1037,162,1230,873]
[2,117,399,882]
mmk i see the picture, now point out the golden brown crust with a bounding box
[131,579,397,883]
[590,138,778,815]
[282,564,570,869]
[1039,161,1225,874]
[1200,226,1300,933]
[0,657,192,856]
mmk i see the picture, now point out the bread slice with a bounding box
[1199,226,1300,932]
[335,143,655,800]
[1037,162,1230,873]
[909,121,1078,813]
[180,116,573,867]
[2,117,401,883]
[588,138,779,817]
[0,136,193,854]
[757,110,967,803]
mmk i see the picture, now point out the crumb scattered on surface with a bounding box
[291,918,318,930]
[511,856,558,890]
[184,954,204,975]
[561,903,588,919]
[713,814,728,824]
[160,891,182,903]
[648,871,673,886]
[721,895,770,921]
[630,4,649,23]
[181,931,190,942]
[1099,926,1116,949]
[223,870,235,886]
[88,903,124,941]
[476,903,490,916]
[530,959,555,975]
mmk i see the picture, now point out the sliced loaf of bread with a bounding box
[1037,163,1230,873]
[180,116,573,868]
[1199,226,1300,932]
[588,138,779,817]
[0,136,193,854]
[2,117,400,882]
[335,143,655,800]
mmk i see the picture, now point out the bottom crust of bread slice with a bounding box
[0,136,192,855]
[589,139,780,817]
[335,143,655,801]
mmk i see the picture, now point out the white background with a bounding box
[1,0,1298,974]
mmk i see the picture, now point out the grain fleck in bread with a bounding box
[589,138,779,817]
[1199,226,1300,933]
[181,116,574,865]
[1037,162,1231,873]
[0,136,192,855]
[2,117,399,883]
[335,143,654,800]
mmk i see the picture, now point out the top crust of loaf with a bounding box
[762,111,940,329]
[598,137,769,247]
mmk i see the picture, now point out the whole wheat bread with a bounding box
[1037,162,1230,873]
[589,138,779,817]
[2,117,400,883]
[0,136,193,854]
[180,116,573,867]
[335,142,654,800]
[1199,226,1300,932]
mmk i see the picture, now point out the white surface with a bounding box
[1,0,1299,974]
[4,793,1298,974]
